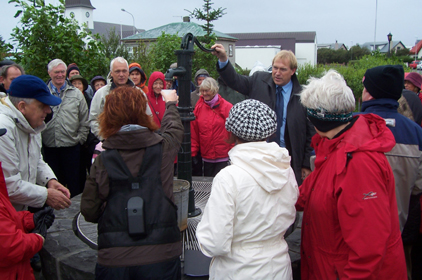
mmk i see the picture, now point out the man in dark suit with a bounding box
[211,44,315,185]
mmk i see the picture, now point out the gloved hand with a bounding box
[32,207,55,238]
[192,156,198,166]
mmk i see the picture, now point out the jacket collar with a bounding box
[102,128,163,150]
[0,97,45,135]
[110,78,135,90]
[361,98,399,113]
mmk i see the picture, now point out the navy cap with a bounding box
[9,75,61,106]
[0,128,6,136]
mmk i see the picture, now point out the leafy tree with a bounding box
[0,36,13,61]
[132,32,219,85]
[99,27,132,68]
[147,32,181,74]
[317,48,349,65]
[9,0,108,80]
[192,35,218,79]
[349,44,370,61]
[185,0,226,43]
[132,40,153,79]
[395,47,410,57]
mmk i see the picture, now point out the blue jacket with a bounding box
[358,98,422,232]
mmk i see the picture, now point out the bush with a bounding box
[298,51,409,109]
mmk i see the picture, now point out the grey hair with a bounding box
[199,77,219,94]
[300,69,355,113]
[1,64,25,79]
[8,96,36,107]
[110,57,128,72]
[48,59,67,72]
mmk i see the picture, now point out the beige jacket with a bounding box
[43,82,89,147]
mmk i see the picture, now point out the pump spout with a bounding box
[165,66,186,80]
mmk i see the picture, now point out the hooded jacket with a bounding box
[0,97,56,211]
[129,62,148,94]
[44,82,89,147]
[81,101,183,267]
[0,162,43,280]
[296,114,407,280]
[147,72,166,127]
[197,141,299,280]
[190,69,210,108]
[191,94,233,160]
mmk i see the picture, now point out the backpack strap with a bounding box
[137,142,163,178]
[101,149,133,180]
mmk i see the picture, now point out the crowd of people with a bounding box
[0,45,421,280]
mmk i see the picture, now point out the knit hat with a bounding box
[90,76,106,86]
[404,72,422,90]
[129,62,142,74]
[66,63,80,78]
[69,74,88,92]
[363,65,404,100]
[225,99,277,141]
[9,75,61,106]
[0,60,14,67]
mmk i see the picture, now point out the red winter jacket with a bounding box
[296,114,407,280]
[147,72,167,127]
[191,95,233,159]
[0,162,44,280]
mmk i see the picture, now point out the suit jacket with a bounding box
[217,61,315,185]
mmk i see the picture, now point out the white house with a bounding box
[226,32,317,70]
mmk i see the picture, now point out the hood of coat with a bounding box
[0,97,45,135]
[312,114,395,174]
[129,62,148,88]
[228,141,294,193]
[194,69,210,86]
[102,126,163,150]
[147,72,166,97]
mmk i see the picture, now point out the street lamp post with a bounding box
[387,32,392,57]
[121,9,135,35]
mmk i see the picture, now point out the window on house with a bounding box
[229,45,233,57]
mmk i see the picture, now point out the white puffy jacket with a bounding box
[196,141,299,280]
[0,97,56,211]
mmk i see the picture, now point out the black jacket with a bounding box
[217,61,315,185]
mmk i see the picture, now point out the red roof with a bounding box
[410,40,422,55]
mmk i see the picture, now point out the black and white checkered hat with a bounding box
[225,99,277,141]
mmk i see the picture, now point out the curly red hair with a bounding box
[98,86,159,139]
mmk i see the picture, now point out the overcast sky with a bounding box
[2,0,421,49]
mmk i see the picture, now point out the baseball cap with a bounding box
[9,75,62,106]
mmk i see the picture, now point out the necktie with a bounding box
[275,86,284,146]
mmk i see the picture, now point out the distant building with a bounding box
[317,41,347,51]
[225,32,317,70]
[121,17,238,65]
[362,41,406,53]
[409,40,422,60]
[64,0,144,39]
